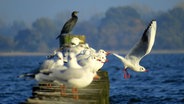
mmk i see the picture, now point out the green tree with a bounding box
[0,35,15,52]
[157,7,184,49]
[97,6,144,50]
[14,29,49,52]
[32,17,58,48]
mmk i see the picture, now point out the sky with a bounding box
[0,0,183,24]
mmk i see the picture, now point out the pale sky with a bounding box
[0,0,183,24]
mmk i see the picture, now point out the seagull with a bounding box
[77,49,108,68]
[50,67,95,99]
[36,53,101,100]
[77,52,107,80]
[70,37,84,46]
[40,52,65,72]
[66,52,82,69]
[113,20,157,79]
[69,44,88,55]
[98,49,110,56]
[76,49,92,61]
[18,52,64,80]
[50,52,65,70]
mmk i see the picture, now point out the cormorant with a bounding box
[56,11,79,39]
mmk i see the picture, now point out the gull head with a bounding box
[97,55,108,63]
[98,49,106,54]
[71,37,83,46]
[68,52,76,60]
[98,49,110,56]
[136,66,148,72]
[57,52,63,59]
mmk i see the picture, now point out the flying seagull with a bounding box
[113,20,157,79]
[56,11,79,40]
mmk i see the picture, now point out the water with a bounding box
[0,54,184,104]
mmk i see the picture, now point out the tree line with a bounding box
[0,5,184,52]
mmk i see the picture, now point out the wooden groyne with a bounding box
[23,71,109,104]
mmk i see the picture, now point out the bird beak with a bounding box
[75,11,79,14]
[101,59,109,63]
[106,51,111,56]
[97,59,101,61]
[80,39,84,43]
[145,69,148,72]
[73,11,79,16]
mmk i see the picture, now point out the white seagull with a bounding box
[40,54,101,99]
[66,52,82,69]
[39,52,64,72]
[113,20,157,79]
[70,37,84,46]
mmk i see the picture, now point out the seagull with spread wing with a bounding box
[113,20,157,79]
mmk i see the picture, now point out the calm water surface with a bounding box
[0,54,184,104]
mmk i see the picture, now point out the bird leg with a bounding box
[60,85,66,96]
[106,51,111,55]
[105,59,109,63]
[123,68,130,79]
[46,83,52,88]
[72,87,79,100]
[93,74,101,80]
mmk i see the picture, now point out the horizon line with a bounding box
[0,50,184,56]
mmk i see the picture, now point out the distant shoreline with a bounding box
[0,50,184,56]
[110,50,184,54]
[0,52,49,56]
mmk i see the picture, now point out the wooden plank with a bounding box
[26,98,98,104]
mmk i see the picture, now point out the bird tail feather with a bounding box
[17,73,35,79]
[56,35,61,39]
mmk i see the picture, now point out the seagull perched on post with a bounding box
[113,20,157,79]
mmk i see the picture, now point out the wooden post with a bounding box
[23,71,109,104]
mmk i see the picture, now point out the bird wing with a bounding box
[51,68,85,81]
[56,17,78,39]
[125,20,157,63]
[113,53,127,63]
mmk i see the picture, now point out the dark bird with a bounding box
[56,11,79,39]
